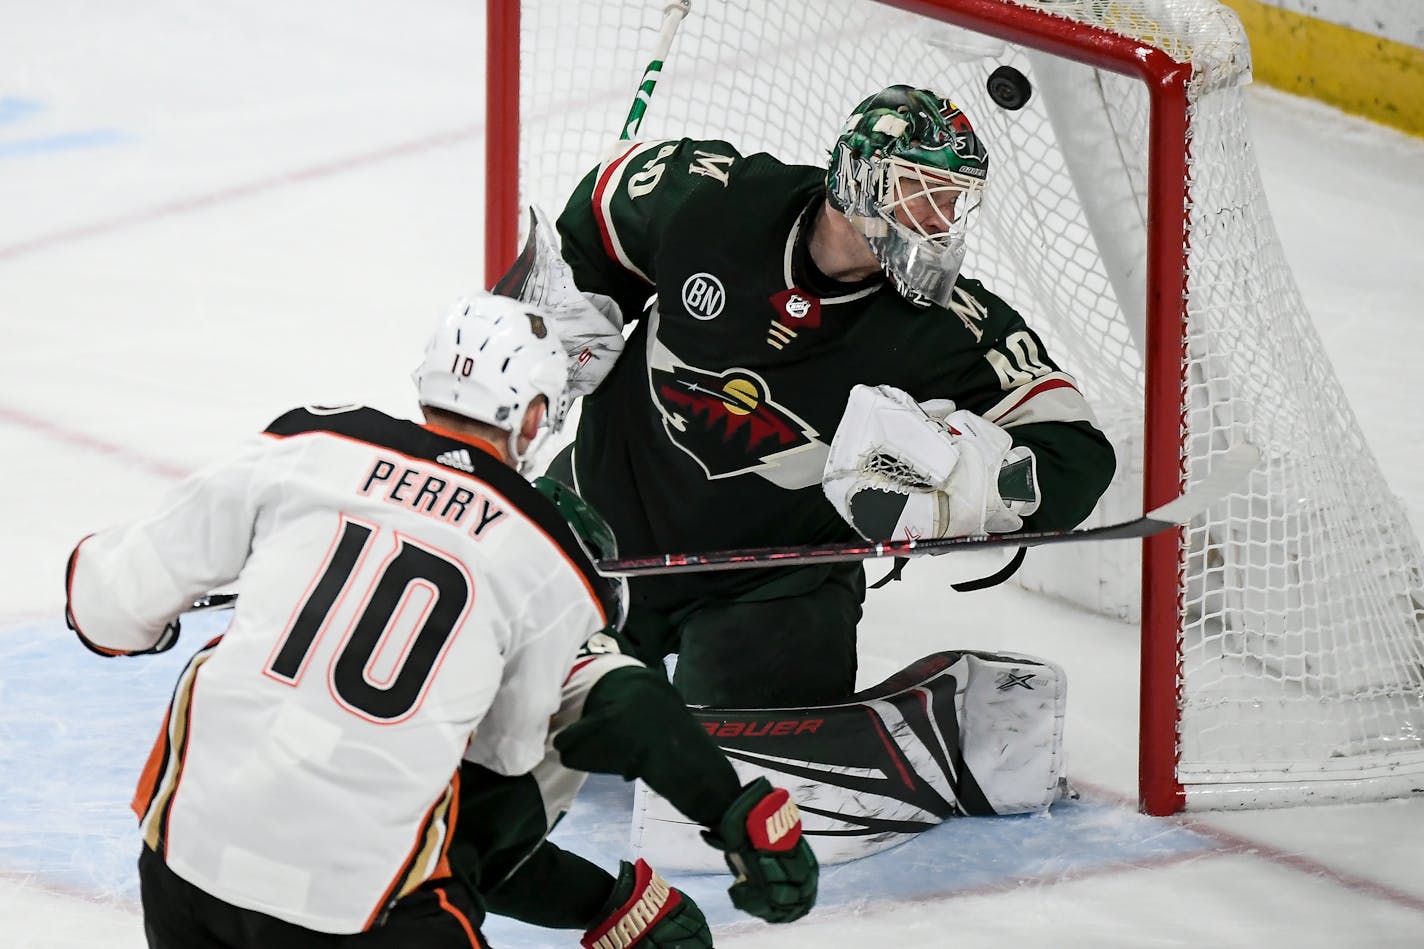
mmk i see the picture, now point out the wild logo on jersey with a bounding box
[651,362,817,479]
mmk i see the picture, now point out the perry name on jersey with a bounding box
[64,405,617,933]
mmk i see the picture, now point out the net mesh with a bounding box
[503,0,1424,807]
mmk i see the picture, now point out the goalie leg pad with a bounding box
[633,649,1067,870]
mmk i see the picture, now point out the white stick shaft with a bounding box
[621,1,692,140]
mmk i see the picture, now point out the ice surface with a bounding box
[2,3,1422,947]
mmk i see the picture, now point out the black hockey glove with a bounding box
[580,859,711,949]
[701,778,818,923]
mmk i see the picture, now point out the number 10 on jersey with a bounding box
[264,517,474,723]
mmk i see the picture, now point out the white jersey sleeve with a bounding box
[462,596,604,776]
[63,405,613,935]
[65,439,266,655]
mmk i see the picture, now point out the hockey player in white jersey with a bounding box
[64,292,623,948]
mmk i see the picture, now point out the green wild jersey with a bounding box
[556,139,1115,607]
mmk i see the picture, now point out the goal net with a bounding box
[485,0,1424,814]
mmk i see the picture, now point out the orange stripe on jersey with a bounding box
[430,764,459,882]
[65,533,139,657]
[364,771,461,931]
[77,637,128,657]
[130,706,173,821]
[417,424,503,461]
[434,886,482,948]
[137,641,221,853]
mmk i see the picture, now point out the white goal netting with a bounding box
[492,0,1424,811]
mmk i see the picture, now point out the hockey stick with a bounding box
[620,1,693,141]
[187,445,1258,607]
[493,2,691,299]
[596,442,1261,577]
[189,592,238,612]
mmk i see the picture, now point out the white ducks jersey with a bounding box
[63,406,615,934]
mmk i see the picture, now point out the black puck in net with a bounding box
[986,65,1032,111]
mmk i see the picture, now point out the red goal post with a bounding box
[484,0,1424,816]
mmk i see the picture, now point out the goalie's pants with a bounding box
[138,846,487,949]
[625,564,864,707]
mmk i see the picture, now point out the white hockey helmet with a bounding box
[413,291,569,470]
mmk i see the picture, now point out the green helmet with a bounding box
[825,85,989,308]
[532,475,628,633]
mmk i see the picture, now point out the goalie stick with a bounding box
[597,442,1261,577]
[187,445,1258,607]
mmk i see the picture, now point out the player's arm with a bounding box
[557,657,817,927]
[64,439,265,655]
[462,593,606,777]
[475,656,816,941]
[452,649,721,946]
[489,838,715,949]
[954,306,1116,531]
[990,417,1116,531]
[463,487,625,776]
[825,286,1114,540]
[500,139,742,406]
[556,138,745,325]
[554,662,740,824]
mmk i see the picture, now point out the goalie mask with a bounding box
[413,291,570,473]
[826,85,988,308]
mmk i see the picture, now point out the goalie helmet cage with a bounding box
[484,0,1424,815]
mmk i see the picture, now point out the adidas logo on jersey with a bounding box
[435,448,474,472]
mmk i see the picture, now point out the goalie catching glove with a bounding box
[823,383,1040,540]
[494,205,626,416]
[701,778,818,924]
[581,859,711,949]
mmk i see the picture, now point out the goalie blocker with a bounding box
[633,649,1067,870]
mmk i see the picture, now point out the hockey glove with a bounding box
[823,384,1039,540]
[494,205,626,413]
[701,778,818,924]
[580,859,711,949]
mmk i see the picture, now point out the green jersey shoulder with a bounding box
[556,138,788,315]
[554,138,1115,578]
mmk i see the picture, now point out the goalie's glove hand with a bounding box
[496,205,625,410]
[701,778,818,924]
[823,384,1040,540]
[580,859,711,949]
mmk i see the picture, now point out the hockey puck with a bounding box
[987,65,1032,111]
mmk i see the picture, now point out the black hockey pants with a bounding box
[138,846,486,949]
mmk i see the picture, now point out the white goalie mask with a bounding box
[413,292,570,472]
[826,85,989,309]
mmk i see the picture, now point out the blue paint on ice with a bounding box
[0,619,1215,940]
